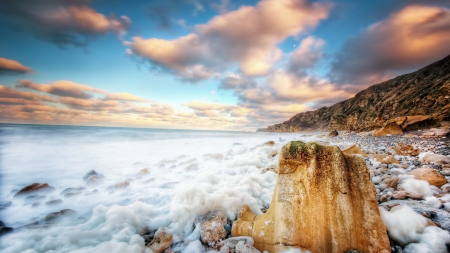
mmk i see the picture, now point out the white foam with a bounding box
[423,196,442,208]
[398,175,432,197]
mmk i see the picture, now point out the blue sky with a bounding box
[1,0,449,130]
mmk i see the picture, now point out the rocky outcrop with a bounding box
[232,141,390,253]
[260,54,450,132]
[373,122,403,137]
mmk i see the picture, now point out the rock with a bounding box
[267,150,278,158]
[382,176,399,188]
[374,122,403,137]
[137,168,150,175]
[419,153,450,165]
[147,227,173,253]
[0,201,12,210]
[86,175,104,185]
[0,226,13,236]
[61,187,85,197]
[109,181,130,189]
[405,191,424,200]
[402,134,418,138]
[45,199,63,206]
[264,141,275,146]
[422,127,450,138]
[341,144,368,157]
[14,183,54,197]
[45,209,78,224]
[221,236,254,249]
[235,241,261,253]
[327,130,338,137]
[393,191,407,199]
[393,143,421,156]
[407,167,447,187]
[261,166,278,174]
[220,245,230,253]
[82,170,103,181]
[380,194,391,203]
[372,154,400,164]
[195,210,227,249]
[231,141,390,253]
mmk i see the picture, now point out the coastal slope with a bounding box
[260,54,450,132]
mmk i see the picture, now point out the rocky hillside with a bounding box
[259,54,450,132]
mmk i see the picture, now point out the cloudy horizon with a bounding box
[1,0,450,130]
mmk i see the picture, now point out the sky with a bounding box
[1,0,450,131]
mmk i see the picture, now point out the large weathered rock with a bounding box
[14,183,55,197]
[231,141,390,253]
[373,122,403,137]
[195,210,227,249]
[393,143,421,156]
[147,227,173,253]
[341,144,368,157]
[407,167,447,187]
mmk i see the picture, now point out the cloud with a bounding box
[127,0,331,81]
[287,36,325,77]
[17,80,106,99]
[330,5,450,87]
[146,0,204,30]
[0,57,33,75]
[0,0,131,47]
[0,84,56,102]
[104,92,148,102]
[211,0,231,14]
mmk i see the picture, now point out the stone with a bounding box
[372,154,400,165]
[422,127,450,138]
[405,191,424,200]
[219,245,230,253]
[341,144,368,157]
[402,134,418,138]
[61,187,85,197]
[14,183,54,197]
[195,210,227,249]
[220,236,254,249]
[393,143,421,156]
[264,141,275,146]
[392,191,407,199]
[147,227,173,253]
[235,241,261,253]
[137,168,150,175]
[382,176,399,188]
[86,175,104,185]
[45,209,78,224]
[231,141,390,253]
[45,199,63,206]
[0,226,13,236]
[327,130,338,137]
[374,122,403,137]
[407,167,447,187]
[268,150,278,158]
[110,181,130,189]
[83,170,102,181]
[419,153,450,165]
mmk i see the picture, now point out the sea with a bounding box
[0,123,321,253]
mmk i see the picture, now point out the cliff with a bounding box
[260,54,450,132]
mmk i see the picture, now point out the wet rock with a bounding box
[147,227,173,253]
[341,144,368,157]
[137,168,150,175]
[14,183,55,197]
[407,167,447,187]
[232,141,390,253]
[82,170,103,181]
[195,210,227,249]
[374,122,403,137]
[264,141,275,146]
[261,166,277,174]
[0,223,13,236]
[405,191,424,200]
[86,175,104,185]
[109,181,130,189]
[422,127,450,138]
[0,201,12,210]
[235,241,261,253]
[419,153,450,165]
[393,143,421,156]
[45,199,63,206]
[219,245,230,253]
[393,191,407,200]
[61,187,85,197]
[45,209,78,224]
[382,176,399,188]
[327,130,338,137]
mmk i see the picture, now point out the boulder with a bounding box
[220,236,254,249]
[137,168,150,175]
[86,175,104,185]
[231,141,390,253]
[235,241,261,253]
[407,167,447,187]
[373,122,403,137]
[264,141,275,146]
[393,143,421,156]
[382,176,399,188]
[45,209,78,224]
[392,191,407,200]
[83,170,102,181]
[327,130,338,137]
[419,153,450,165]
[60,187,85,198]
[195,210,227,249]
[341,144,368,157]
[14,183,54,197]
[147,227,173,253]
[372,154,400,164]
